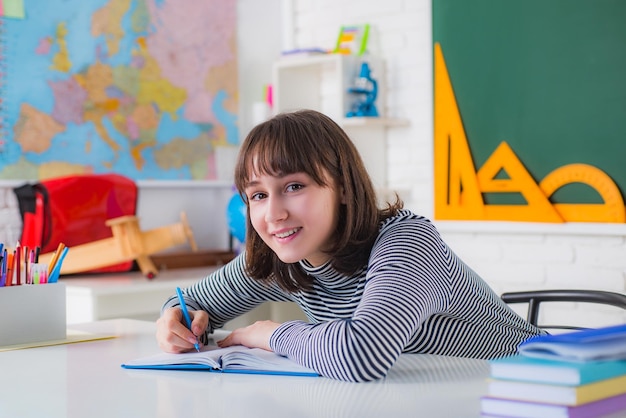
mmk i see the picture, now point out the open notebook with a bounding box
[122,345,319,377]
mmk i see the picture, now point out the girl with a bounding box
[156,109,543,382]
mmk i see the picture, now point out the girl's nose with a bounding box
[265,195,288,223]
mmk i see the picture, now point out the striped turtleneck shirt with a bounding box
[164,209,543,382]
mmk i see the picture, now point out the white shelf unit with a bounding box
[272,54,408,193]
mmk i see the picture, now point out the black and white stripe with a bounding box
[164,210,543,382]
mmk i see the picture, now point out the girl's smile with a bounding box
[272,227,301,239]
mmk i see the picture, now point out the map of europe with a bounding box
[0,0,238,180]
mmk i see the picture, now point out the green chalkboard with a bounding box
[433,0,626,204]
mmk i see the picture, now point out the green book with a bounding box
[487,374,626,406]
[490,354,626,385]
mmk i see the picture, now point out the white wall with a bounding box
[237,0,285,138]
[285,0,626,328]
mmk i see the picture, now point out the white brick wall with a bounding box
[288,0,626,327]
[436,222,626,327]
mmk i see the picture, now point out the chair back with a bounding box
[501,289,626,331]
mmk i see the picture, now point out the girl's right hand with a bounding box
[156,307,209,353]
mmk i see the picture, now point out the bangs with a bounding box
[236,113,337,191]
[244,134,312,180]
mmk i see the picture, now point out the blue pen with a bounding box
[0,248,7,287]
[175,287,200,352]
[48,246,69,284]
[0,253,4,287]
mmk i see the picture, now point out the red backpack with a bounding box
[14,173,138,273]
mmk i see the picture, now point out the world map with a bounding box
[0,0,238,181]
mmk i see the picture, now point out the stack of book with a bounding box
[481,323,626,418]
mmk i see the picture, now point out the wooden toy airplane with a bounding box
[38,212,198,279]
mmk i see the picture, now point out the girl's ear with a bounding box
[339,184,347,205]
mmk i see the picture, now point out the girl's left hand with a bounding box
[217,320,281,351]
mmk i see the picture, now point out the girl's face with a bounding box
[244,169,343,267]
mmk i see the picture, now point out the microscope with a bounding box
[346,61,379,117]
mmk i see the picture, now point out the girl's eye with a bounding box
[286,183,304,192]
[249,192,266,201]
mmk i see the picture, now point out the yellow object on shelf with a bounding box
[37,212,197,279]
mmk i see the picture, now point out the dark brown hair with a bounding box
[234,109,402,292]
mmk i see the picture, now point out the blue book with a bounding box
[490,354,626,385]
[518,323,626,362]
[121,345,319,377]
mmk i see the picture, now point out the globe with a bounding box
[226,192,247,243]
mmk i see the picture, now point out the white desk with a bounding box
[0,319,490,418]
[61,267,309,328]
[61,267,216,324]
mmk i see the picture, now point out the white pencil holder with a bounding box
[0,283,66,346]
